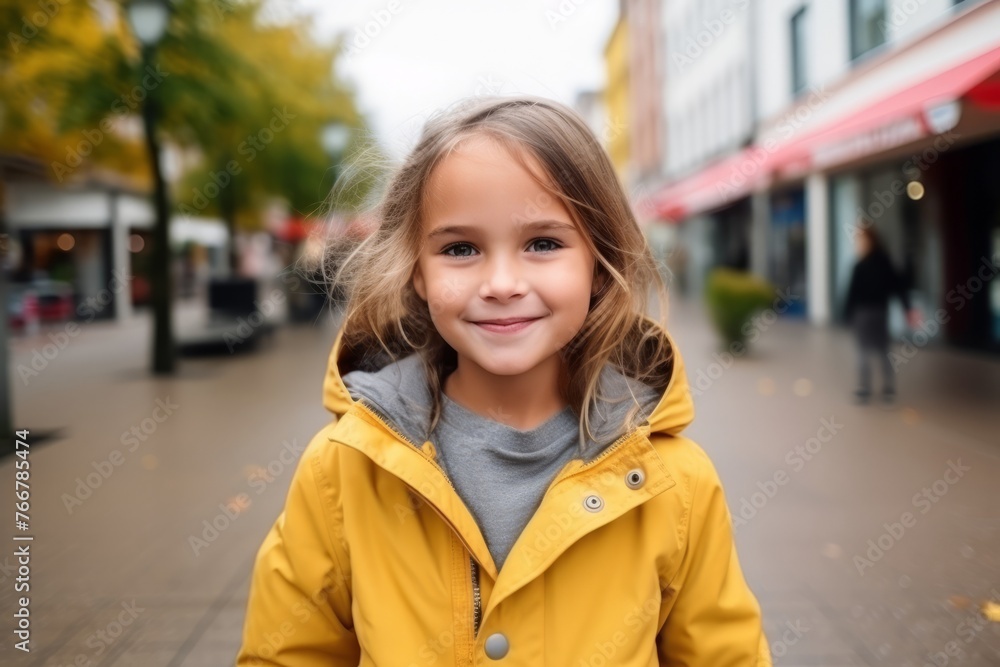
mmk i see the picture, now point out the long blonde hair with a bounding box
[325,95,673,456]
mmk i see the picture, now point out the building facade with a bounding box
[646,0,1000,351]
[627,0,665,189]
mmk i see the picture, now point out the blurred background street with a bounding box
[2,0,1000,665]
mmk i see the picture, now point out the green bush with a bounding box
[704,269,776,346]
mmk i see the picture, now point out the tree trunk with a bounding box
[219,161,239,276]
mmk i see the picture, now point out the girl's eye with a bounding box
[529,238,562,253]
[440,238,563,258]
[442,243,476,258]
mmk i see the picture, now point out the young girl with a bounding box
[237,96,772,666]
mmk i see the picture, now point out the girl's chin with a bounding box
[455,349,552,378]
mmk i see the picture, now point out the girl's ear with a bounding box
[412,264,427,301]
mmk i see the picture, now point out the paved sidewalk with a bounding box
[2,303,342,667]
[1,297,998,665]
[664,299,1000,666]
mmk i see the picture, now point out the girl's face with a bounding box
[412,134,599,379]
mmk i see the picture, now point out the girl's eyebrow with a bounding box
[426,219,578,239]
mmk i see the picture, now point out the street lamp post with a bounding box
[321,121,351,208]
[127,0,175,375]
[316,122,351,310]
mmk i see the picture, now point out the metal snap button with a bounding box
[583,494,604,512]
[625,468,645,489]
[484,632,509,659]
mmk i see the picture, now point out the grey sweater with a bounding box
[342,353,661,572]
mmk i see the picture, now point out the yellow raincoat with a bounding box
[237,323,772,666]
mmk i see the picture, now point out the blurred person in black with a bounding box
[843,225,921,404]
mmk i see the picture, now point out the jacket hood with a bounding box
[321,319,695,451]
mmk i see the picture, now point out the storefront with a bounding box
[829,160,937,340]
[769,188,808,317]
[5,181,230,323]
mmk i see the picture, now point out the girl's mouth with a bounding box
[472,317,541,334]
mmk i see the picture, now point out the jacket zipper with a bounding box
[356,397,455,485]
[354,398,484,639]
[471,556,482,637]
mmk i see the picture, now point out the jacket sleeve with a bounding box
[656,451,772,666]
[236,428,360,666]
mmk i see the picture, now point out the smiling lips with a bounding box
[471,316,542,334]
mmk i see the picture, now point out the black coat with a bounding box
[843,247,911,322]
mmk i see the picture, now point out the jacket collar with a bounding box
[323,320,695,438]
[320,320,694,588]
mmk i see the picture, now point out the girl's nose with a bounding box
[479,256,527,301]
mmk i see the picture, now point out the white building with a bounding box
[663,0,755,178]
[658,0,758,297]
